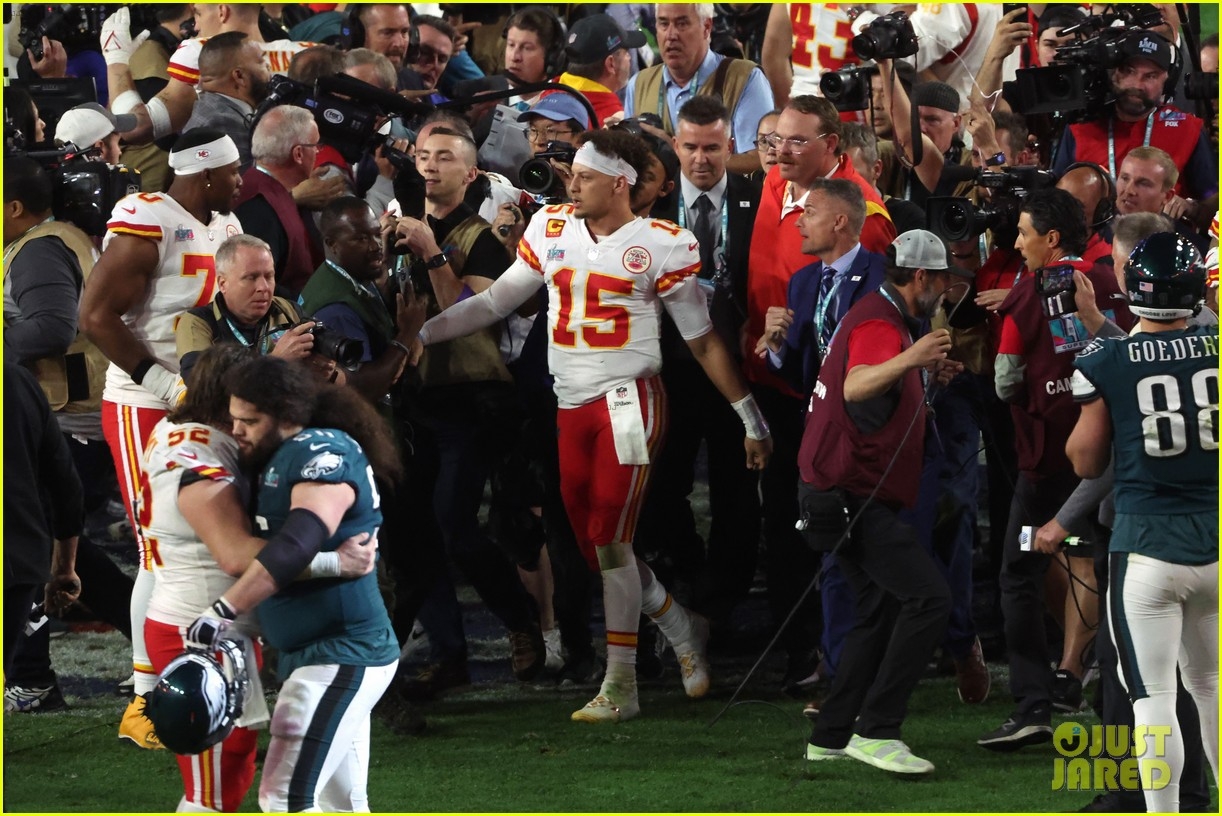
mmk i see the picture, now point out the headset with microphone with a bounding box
[340,4,420,64]
[1061,161,1117,231]
[502,6,568,78]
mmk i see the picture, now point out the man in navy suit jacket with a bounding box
[756,177,886,399]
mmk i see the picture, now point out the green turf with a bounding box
[10,629,1206,813]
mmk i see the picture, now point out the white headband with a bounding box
[168,136,241,176]
[573,142,638,186]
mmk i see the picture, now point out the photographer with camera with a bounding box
[174,234,341,387]
[232,106,327,298]
[3,156,135,716]
[54,102,132,165]
[1051,28,1217,225]
[383,125,553,692]
[978,188,1133,751]
[78,129,244,749]
[520,95,589,157]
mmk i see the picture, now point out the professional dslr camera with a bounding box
[821,64,879,112]
[519,141,578,200]
[1007,4,1164,123]
[296,319,363,368]
[851,11,918,61]
[926,166,1055,243]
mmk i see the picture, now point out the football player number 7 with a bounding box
[552,267,633,349]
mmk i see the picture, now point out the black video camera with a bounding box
[299,319,363,368]
[1007,5,1165,123]
[926,166,1055,243]
[851,11,918,61]
[10,129,142,236]
[253,74,433,165]
[18,4,115,59]
[520,141,578,200]
[820,64,878,112]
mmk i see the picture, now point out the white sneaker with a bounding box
[542,628,563,673]
[675,614,710,699]
[570,677,639,724]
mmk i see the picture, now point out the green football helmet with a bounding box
[145,639,249,755]
[1124,231,1207,320]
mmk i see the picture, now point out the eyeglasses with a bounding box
[295,141,322,151]
[764,132,832,153]
[527,126,576,143]
[755,132,776,150]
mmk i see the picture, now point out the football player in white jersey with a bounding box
[141,344,376,812]
[413,129,773,723]
[762,4,861,107]
[100,5,311,146]
[79,130,243,749]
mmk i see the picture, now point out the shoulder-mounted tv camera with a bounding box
[1006,5,1168,124]
[926,166,1056,243]
[7,118,141,237]
[253,73,433,166]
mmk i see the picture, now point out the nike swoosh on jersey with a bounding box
[309,443,328,451]
[122,206,137,214]
[688,243,699,252]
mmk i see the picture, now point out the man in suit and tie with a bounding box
[756,178,886,397]
[633,96,764,633]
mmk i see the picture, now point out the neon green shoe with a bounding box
[845,735,934,774]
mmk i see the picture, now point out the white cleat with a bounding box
[570,679,640,724]
[676,614,711,698]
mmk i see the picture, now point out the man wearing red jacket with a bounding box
[745,94,895,691]
[979,188,1134,751]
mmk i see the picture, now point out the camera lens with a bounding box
[520,159,556,196]
[942,201,971,243]
[820,71,846,99]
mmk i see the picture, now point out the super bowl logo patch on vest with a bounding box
[546,218,566,238]
[1158,108,1187,125]
[622,246,651,274]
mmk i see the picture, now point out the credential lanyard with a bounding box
[1107,111,1155,179]
[676,190,730,283]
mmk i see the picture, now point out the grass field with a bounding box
[7,616,1202,814]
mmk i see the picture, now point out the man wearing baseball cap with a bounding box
[55,102,136,165]
[549,13,646,126]
[1052,28,1216,216]
[518,94,591,155]
[796,228,963,775]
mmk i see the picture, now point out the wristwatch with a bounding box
[425,251,449,269]
[983,151,1007,167]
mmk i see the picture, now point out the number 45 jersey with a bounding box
[517,205,708,408]
[101,192,242,408]
[1072,325,1219,519]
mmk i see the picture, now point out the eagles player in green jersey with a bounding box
[1067,233,1219,814]
[184,356,402,812]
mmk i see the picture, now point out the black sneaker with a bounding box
[398,660,471,701]
[1076,791,1146,812]
[1051,669,1084,713]
[977,707,1052,751]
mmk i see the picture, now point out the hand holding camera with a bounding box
[269,321,316,361]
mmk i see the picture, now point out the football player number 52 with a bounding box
[552,268,633,349]
[1137,370,1219,457]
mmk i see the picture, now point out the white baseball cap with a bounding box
[55,103,136,148]
[891,229,972,278]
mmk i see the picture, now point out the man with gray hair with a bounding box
[234,106,327,296]
[174,234,326,383]
[622,3,774,174]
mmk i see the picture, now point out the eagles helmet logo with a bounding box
[301,451,343,479]
[145,640,249,755]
